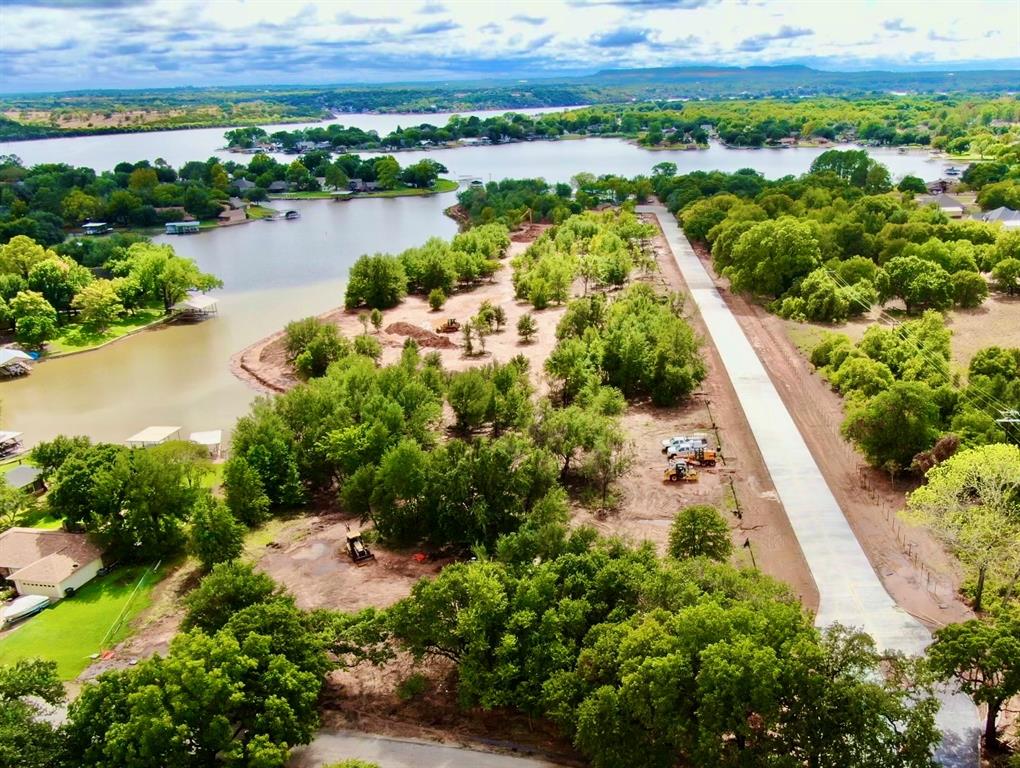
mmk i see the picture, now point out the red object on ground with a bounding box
[413,552,428,563]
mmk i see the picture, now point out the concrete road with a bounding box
[289,730,568,768]
[639,204,980,767]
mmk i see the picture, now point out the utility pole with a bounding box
[743,538,757,570]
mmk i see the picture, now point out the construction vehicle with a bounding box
[667,446,718,467]
[434,318,461,334]
[345,526,376,565]
[663,460,699,483]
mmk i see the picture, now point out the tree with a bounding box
[517,312,537,343]
[0,477,37,532]
[374,155,401,190]
[344,254,407,310]
[428,287,446,310]
[189,494,245,571]
[222,455,271,526]
[370,307,383,333]
[727,217,821,298]
[878,255,954,313]
[0,235,52,277]
[951,270,989,308]
[842,381,941,469]
[182,560,286,634]
[71,278,123,331]
[0,659,66,768]
[28,256,92,312]
[668,504,732,561]
[904,444,1020,612]
[448,369,495,432]
[61,188,103,225]
[9,290,57,349]
[926,609,1020,750]
[991,258,1020,296]
[324,163,349,191]
[897,175,927,194]
[121,243,222,312]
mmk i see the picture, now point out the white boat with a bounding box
[1,594,50,628]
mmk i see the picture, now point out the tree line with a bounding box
[0,235,220,348]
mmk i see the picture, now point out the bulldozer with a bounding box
[434,318,461,334]
[663,460,699,483]
[345,526,376,566]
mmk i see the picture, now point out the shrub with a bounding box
[517,312,537,343]
[428,287,446,311]
[668,504,732,561]
[396,673,429,701]
[344,253,407,309]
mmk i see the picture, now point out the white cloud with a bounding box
[0,0,1016,91]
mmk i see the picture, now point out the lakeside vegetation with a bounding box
[3,65,1018,140]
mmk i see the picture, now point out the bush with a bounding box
[951,270,988,308]
[428,287,446,310]
[188,494,245,571]
[396,673,429,701]
[353,333,382,361]
[517,312,537,342]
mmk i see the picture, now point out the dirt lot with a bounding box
[690,242,974,628]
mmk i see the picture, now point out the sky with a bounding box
[0,0,1018,93]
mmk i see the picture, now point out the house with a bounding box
[227,197,245,210]
[267,180,292,194]
[348,179,380,193]
[3,464,45,494]
[918,193,965,218]
[232,178,256,192]
[0,528,104,599]
[978,206,1020,230]
[165,221,201,235]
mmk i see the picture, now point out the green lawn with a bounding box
[0,564,164,679]
[246,204,276,220]
[48,308,165,356]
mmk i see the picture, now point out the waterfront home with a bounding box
[3,464,45,494]
[232,178,256,192]
[978,206,1020,229]
[917,193,965,217]
[0,528,104,600]
[267,180,293,193]
[348,179,380,192]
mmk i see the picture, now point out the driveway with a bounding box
[289,730,568,768]
[638,204,980,767]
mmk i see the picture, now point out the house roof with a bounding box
[0,528,102,573]
[923,193,964,208]
[172,294,218,312]
[189,430,222,447]
[126,425,181,445]
[4,464,41,490]
[982,206,1020,223]
[232,178,256,189]
[10,552,92,585]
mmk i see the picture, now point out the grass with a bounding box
[0,563,166,679]
[270,177,459,200]
[48,308,165,356]
[246,204,276,220]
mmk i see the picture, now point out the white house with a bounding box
[0,528,104,600]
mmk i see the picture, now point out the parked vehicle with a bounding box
[660,434,710,454]
[1,594,50,628]
[345,526,376,566]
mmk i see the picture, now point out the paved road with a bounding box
[289,730,568,768]
[639,204,980,767]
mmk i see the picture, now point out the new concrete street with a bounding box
[639,203,980,767]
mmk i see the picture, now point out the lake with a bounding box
[0,196,457,446]
[0,129,953,448]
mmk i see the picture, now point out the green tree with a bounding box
[0,659,66,768]
[668,504,732,561]
[223,455,271,527]
[121,242,222,312]
[324,163,349,191]
[0,477,37,532]
[517,312,537,342]
[231,401,304,507]
[370,307,383,332]
[878,255,954,313]
[897,175,928,194]
[28,256,92,312]
[926,609,1020,750]
[344,253,407,310]
[374,155,401,190]
[991,258,1020,296]
[0,235,51,278]
[9,290,57,349]
[61,188,103,225]
[189,494,245,571]
[951,270,989,308]
[842,381,941,469]
[727,217,821,298]
[904,444,1020,612]
[71,278,123,331]
[428,287,446,310]
[448,369,496,433]
[182,560,286,634]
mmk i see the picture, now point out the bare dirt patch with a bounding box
[690,241,973,628]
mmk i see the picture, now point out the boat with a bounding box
[1,594,50,628]
[283,210,301,220]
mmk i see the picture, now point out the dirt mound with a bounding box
[511,222,549,242]
[384,322,456,349]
